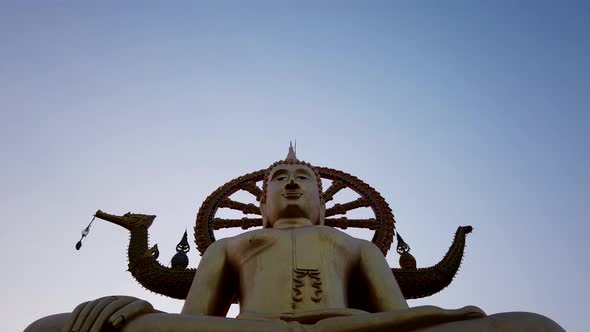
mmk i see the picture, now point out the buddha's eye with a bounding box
[274,176,287,182]
[296,176,309,180]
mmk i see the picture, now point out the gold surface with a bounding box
[25,162,565,331]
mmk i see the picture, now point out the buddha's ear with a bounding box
[318,198,326,225]
[260,203,269,228]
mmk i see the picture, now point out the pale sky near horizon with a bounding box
[1,2,588,331]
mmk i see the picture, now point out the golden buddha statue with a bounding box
[26,147,564,331]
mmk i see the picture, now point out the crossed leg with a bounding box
[25,304,564,332]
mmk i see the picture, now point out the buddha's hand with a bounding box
[62,295,155,332]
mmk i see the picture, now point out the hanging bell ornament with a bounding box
[75,216,95,250]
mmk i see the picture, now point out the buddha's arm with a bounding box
[181,238,235,317]
[359,240,409,311]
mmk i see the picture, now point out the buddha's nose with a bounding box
[285,178,300,190]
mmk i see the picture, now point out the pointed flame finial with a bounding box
[285,141,299,162]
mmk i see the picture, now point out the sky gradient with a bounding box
[1,2,588,331]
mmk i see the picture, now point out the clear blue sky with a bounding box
[1,2,588,331]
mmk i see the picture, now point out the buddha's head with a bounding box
[260,145,325,228]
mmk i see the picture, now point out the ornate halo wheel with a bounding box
[195,167,396,255]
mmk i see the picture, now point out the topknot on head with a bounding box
[285,140,298,162]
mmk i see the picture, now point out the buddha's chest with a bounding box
[235,228,350,268]
[232,228,354,306]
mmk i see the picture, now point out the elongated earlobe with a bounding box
[319,199,326,225]
[260,204,269,228]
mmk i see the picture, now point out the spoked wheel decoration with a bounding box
[195,167,396,255]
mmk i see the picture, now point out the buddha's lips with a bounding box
[282,191,303,198]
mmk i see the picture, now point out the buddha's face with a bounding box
[261,163,325,228]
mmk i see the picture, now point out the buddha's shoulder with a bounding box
[219,226,367,248]
[222,228,282,246]
[313,225,363,239]
[310,226,366,248]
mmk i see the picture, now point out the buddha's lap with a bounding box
[25,308,563,332]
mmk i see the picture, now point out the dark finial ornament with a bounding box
[396,232,417,270]
[75,216,96,250]
[171,230,190,269]
[396,232,411,254]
